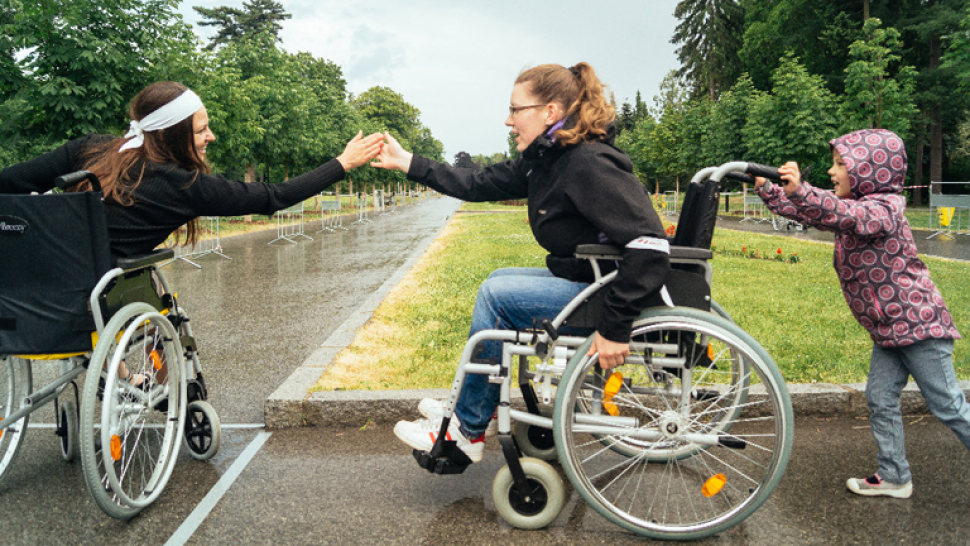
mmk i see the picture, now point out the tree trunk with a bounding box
[863,0,869,21]
[913,122,926,207]
[244,164,255,222]
[928,31,943,191]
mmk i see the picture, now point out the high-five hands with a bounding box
[336,131,385,171]
[371,132,413,174]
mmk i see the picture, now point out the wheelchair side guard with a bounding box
[413,417,473,475]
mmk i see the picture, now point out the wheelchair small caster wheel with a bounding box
[492,457,565,530]
[512,406,557,461]
[58,399,79,463]
[184,400,221,460]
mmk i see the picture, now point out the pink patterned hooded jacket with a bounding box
[758,129,960,348]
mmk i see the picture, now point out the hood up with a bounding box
[829,128,907,199]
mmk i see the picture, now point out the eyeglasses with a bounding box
[508,104,545,117]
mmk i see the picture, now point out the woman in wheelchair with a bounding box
[0,81,383,388]
[0,80,384,259]
[374,62,670,463]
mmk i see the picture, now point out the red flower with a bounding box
[777,248,782,254]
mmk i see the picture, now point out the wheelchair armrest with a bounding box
[669,246,713,260]
[575,244,622,259]
[575,244,712,261]
[113,249,175,271]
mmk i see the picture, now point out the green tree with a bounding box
[842,18,918,139]
[742,54,840,179]
[708,74,762,169]
[194,0,291,51]
[672,0,745,99]
[3,0,198,140]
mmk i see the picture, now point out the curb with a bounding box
[271,382,970,429]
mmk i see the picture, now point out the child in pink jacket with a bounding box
[756,128,965,499]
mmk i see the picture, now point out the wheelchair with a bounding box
[412,162,795,540]
[0,171,221,520]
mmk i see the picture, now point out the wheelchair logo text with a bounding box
[0,216,29,236]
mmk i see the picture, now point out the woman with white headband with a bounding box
[0,81,384,257]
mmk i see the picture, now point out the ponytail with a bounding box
[515,62,615,146]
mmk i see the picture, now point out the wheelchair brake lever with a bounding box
[540,319,559,340]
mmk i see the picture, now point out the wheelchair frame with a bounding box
[0,171,221,520]
[411,162,795,539]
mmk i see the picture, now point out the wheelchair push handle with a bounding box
[743,162,782,181]
[54,170,102,192]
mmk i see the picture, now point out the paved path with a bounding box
[7,419,970,545]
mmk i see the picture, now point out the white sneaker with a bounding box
[417,397,498,437]
[846,474,912,499]
[393,416,485,463]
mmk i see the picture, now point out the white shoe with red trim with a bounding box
[393,416,485,463]
[416,398,498,437]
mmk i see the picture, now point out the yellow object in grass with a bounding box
[939,207,955,228]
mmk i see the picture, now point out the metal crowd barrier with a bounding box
[317,193,347,233]
[162,216,231,268]
[740,192,770,223]
[662,190,678,216]
[353,192,372,224]
[269,201,312,244]
[928,182,970,240]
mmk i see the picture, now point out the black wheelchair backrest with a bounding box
[671,177,720,250]
[0,190,113,354]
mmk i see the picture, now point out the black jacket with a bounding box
[0,134,346,257]
[407,127,669,341]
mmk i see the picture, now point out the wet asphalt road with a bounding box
[4,201,970,544]
[6,418,970,545]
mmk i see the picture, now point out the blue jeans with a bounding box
[866,339,970,484]
[455,268,590,437]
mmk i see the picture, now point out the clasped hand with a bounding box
[336,131,386,171]
[754,161,801,196]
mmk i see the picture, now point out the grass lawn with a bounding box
[314,205,969,392]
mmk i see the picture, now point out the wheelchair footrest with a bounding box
[413,445,472,475]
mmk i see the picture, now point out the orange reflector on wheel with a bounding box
[603,372,623,416]
[702,473,726,497]
[110,435,122,461]
[707,343,715,360]
[150,350,163,370]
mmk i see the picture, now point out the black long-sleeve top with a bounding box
[407,128,670,342]
[0,134,346,257]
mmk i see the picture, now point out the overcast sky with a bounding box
[179,0,682,161]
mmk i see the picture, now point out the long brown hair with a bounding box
[514,62,615,146]
[77,81,210,246]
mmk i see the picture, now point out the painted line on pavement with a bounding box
[164,431,272,546]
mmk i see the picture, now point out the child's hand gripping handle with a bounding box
[744,162,782,181]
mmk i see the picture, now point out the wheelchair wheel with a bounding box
[184,400,221,460]
[512,405,557,461]
[577,306,750,462]
[0,356,31,487]
[80,303,186,520]
[553,307,793,540]
[58,398,80,463]
[492,457,565,530]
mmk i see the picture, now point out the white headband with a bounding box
[118,89,204,152]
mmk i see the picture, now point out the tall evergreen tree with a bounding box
[671,0,745,100]
[194,0,291,50]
